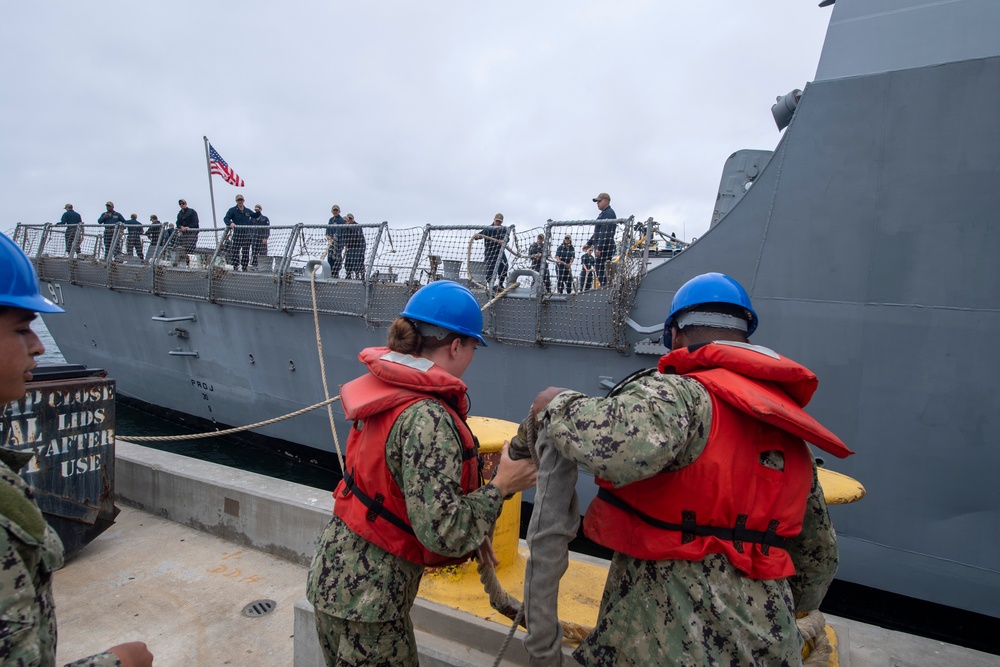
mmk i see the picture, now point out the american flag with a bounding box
[208,144,245,187]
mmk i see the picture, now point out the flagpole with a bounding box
[203,136,220,244]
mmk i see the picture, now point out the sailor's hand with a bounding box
[475,537,499,568]
[508,412,536,461]
[107,641,154,667]
[532,386,567,420]
[491,441,536,498]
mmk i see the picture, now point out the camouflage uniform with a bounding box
[539,369,838,667]
[0,447,120,666]
[307,400,504,666]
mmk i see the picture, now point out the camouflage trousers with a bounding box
[314,607,418,667]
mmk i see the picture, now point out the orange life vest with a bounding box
[333,347,481,567]
[584,341,852,579]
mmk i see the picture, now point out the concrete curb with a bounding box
[115,441,333,565]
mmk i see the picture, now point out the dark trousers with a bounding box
[556,265,573,293]
[327,241,343,276]
[179,230,198,253]
[126,234,144,259]
[251,239,267,267]
[594,241,614,286]
[485,254,508,286]
[102,229,117,258]
[344,245,365,279]
[497,254,508,285]
[228,229,251,270]
[63,229,78,255]
[532,264,551,291]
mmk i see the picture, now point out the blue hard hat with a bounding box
[401,281,487,346]
[0,232,64,313]
[662,272,756,347]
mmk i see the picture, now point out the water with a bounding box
[33,317,337,492]
[35,316,66,366]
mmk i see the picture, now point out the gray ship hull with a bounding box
[14,0,1000,620]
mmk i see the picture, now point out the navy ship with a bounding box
[10,0,999,625]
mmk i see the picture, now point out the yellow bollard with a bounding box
[801,467,863,666]
[467,416,522,569]
[817,467,866,505]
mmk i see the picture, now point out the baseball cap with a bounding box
[592,193,611,202]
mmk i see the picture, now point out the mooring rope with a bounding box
[119,395,341,442]
[121,247,346,477]
[308,253,346,473]
[798,610,833,665]
[480,283,520,310]
[478,413,594,665]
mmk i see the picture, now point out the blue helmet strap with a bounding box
[675,311,748,333]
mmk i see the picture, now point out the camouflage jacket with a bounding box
[540,369,838,666]
[307,400,504,622]
[0,447,120,666]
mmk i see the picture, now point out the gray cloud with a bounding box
[1,1,831,240]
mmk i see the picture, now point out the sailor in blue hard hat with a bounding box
[662,271,758,350]
[0,232,64,315]
[306,279,535,664]
[0,231,156,664]
[528,270,850,665]
[0,232,63,402]
[400,280,488,347]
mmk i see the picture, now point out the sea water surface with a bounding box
[33,317,336,491]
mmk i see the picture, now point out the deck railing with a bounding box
[16,217,675,352]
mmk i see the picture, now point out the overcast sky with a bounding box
[1,1,832,242]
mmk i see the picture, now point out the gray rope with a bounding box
[119,395,340,441]
[482,411,591,666]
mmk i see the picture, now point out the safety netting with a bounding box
[17,217,687,352]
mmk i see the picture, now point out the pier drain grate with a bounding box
[242,599,277,617]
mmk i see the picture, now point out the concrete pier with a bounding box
[50,442,998,666]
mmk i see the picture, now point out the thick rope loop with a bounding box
[798,610,833,665]
[479,410,594,665]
